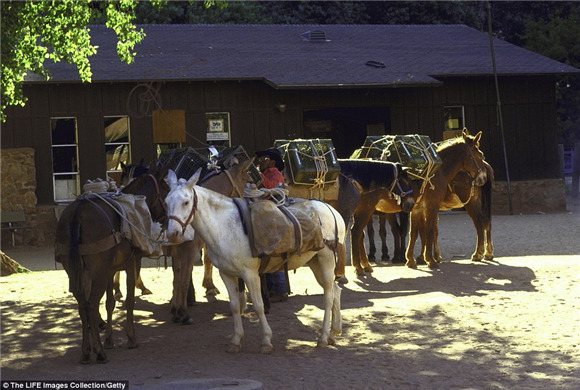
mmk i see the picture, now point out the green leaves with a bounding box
[1,0,144,121]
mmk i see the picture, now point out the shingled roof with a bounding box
[37,24,580,87]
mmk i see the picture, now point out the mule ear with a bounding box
[474,131,482,146]
[187,168,202,187]
[166,170,178,188]
[120,161,127,170]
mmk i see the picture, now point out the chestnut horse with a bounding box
[434,158,494,261]
[55,166,169,363]
[368,160,493,265]
[406,129,487,269]
[336,159,415,275]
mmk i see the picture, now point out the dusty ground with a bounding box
[1,192,579,389]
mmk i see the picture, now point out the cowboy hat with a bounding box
[255,148,285,171]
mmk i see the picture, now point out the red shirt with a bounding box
[260,167,284,189]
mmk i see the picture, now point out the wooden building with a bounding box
[2,24,579,245]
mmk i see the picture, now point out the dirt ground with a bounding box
[1,193,580,389]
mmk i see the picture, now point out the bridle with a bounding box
[463,142,485,181]
[167,186,198,236]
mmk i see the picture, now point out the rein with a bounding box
[167,186,198,235]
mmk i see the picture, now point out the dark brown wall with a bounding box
[2,76,558,205]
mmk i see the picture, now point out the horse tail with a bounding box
[480,164,494,225]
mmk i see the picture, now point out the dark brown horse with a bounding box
[406,129,487,269]
[55,166,169,364]
[335,159,415,275]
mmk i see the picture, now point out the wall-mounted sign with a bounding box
[206,112,231,145]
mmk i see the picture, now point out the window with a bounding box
[443,106,465,140]
[105,116,130,184]
[443,106,465,131]
[51,118,79,202]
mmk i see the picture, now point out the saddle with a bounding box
[233,196,325,271]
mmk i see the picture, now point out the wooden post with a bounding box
[573,142,580,198]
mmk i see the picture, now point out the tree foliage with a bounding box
[1,0,144,121]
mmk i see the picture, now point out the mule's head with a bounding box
[461,129,487,186]
[165,169,201,244]
[394,163,415,212]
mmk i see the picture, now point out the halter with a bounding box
[387,164,414,205]
[144,173,168,223]
[167,186,198,235]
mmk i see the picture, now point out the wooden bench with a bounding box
[1,210,29,247]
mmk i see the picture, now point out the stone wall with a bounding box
[1,148,56,247]
[492,179,567,215]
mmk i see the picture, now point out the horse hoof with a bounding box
[260,344,273,354]
[484,254,494,260]
[355,268,366,276]
[80,355,91,365]
[392,257,405,264]
[335,275,349,285]
[406,261,417,269]
[227,344,241,354]
[96,354,109,364]
[141,288,153,295]
[205,288,219,297]
[317,339,329,348]
[363,266,374,273]
[182,317,195,325]
[367,254,376,262]
[428,262,439,270]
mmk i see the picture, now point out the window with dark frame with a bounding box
[51,117,79,202]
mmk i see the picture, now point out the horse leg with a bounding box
[113,271,122,301]
[104,279,116,349]
[366,217,377,262]
[75,293,92,364]
[309,249,342,347]
[352,210,374,274]
[124,256,138,349]
[432,215,442,262]
[465,201,485,261]
[170,241,196,324]
[378,212,389,261]
[405,211,422,269]
[422,210,439,269]
[202,247,220,297]
[387,213,402,264]
[334,242,348,285]
[135,259,152,295]
[88,280,108,363]
[484,225,494,260]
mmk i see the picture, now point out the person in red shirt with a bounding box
[255,148,288,303]
[255,148,285,189]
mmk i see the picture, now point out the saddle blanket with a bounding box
[247,198,325,261]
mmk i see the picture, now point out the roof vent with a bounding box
[301,30,330,42]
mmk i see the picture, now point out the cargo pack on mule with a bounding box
[353,134,442,192]
[157,145,262,185]
[274,138,341,200]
